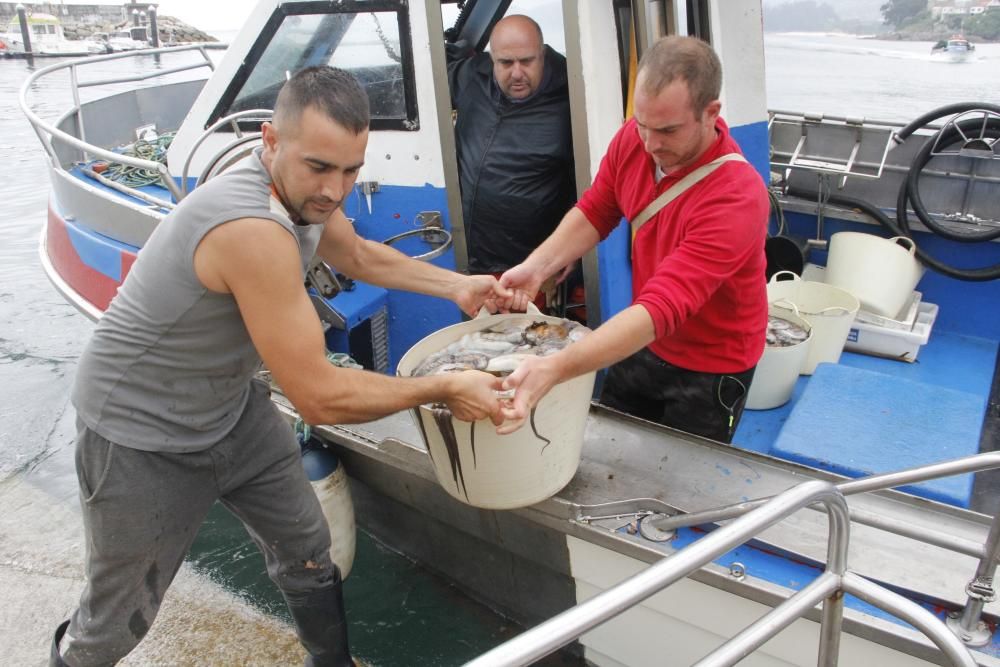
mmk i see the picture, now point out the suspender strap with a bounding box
[629,153,748,237]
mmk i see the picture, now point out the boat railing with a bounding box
[632,451,1000,649]
[18,44,226,207]
[465,479,976,667]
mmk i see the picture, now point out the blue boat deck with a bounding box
[735,327,999,510]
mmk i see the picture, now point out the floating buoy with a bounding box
[301,439,356,578]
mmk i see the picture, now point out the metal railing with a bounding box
[639,450,1000,647]
[465,479,977,667]
[18,44,226,207]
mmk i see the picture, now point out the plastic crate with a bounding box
[844,302,939,362]
[855,291,922,331]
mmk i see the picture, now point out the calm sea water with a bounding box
[0,32,997,664]
[764,33,1000,120]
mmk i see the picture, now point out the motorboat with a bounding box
[1,12,107,57]
[108,26,150,51]
[89,28,149,53]
[19,1,1000,665]
[931,35,976,63]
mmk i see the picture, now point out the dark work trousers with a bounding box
[601,348,756,443]
[61,379,338,666]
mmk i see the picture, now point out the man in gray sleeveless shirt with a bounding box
[51,67,521,667]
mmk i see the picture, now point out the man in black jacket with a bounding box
[447,15,577,296]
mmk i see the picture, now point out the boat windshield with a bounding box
[218,7,416,131]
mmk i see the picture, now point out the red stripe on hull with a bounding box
[46,205,138,312]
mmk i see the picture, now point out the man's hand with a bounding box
[453,274,527,316]
[499,263,544,302]
[445,370,505,424]
[496,355,563,434]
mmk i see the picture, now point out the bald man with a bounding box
[447,15,576,294]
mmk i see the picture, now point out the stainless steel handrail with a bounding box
[647,451,1000,551]
[465,480,853,667]
[180,108,274,198]
[465,479,976,667]
[645,450,1000,648]
[18,44,225,206]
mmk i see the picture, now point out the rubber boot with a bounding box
[49,620,71,667]
[283,567,353,667]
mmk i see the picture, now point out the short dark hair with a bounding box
[274,66,370,134]
[637,36,721,115]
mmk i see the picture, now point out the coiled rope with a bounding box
[97,132,176,188]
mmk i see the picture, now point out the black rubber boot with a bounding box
[50,620,71,667]
[283,567,353,667]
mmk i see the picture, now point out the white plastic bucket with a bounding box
[745,308,812,410]
[766,271,859,375]
[825,232,924,318]
[397,309,596,510]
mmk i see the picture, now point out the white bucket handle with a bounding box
[771,299,853,318]
[475,300,544,319]
[811,305,854,316]
[769,270,801,284]
[771,298,802,319]
[890,236,917,255]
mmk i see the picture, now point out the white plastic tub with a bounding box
[766,271,859,375]
[397,310,596,510]
[825,232,924,318]
[746,308,812,410]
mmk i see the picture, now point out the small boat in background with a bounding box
[108,26,151,51]
[931,34,976,62]
[1,12,107,57]
[89,28,149,53]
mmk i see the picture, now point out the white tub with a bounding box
[397,310,596,510]
[767,271,859,375]
[745,308,812,410]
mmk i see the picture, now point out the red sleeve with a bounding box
[634,168,769,337]
[576,126,627,240]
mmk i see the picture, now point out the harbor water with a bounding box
[1,32,998,665]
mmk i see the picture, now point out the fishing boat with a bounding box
[1,11,107,57]
[19,1,1000,665]
[89,27,150,53]
[931,35,976,63]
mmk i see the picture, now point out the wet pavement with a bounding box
[0,407,308,667]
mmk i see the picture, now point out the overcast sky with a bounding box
[151,0,254,31]
[58,1,563,38]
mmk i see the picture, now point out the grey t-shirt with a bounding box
[72,151,322,452]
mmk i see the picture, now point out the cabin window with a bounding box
[210,2,418,132]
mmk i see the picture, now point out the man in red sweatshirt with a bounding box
[497,35,768,443]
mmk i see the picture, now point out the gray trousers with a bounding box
[62,380,336,667]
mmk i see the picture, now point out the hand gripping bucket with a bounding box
[745,307,812,410]
[766,271,860,375]
[397,307,596,510]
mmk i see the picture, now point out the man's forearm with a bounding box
[325,238,461,300]
[556,305,657,380]
[301,366,456,425]
[523,207,601,280]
